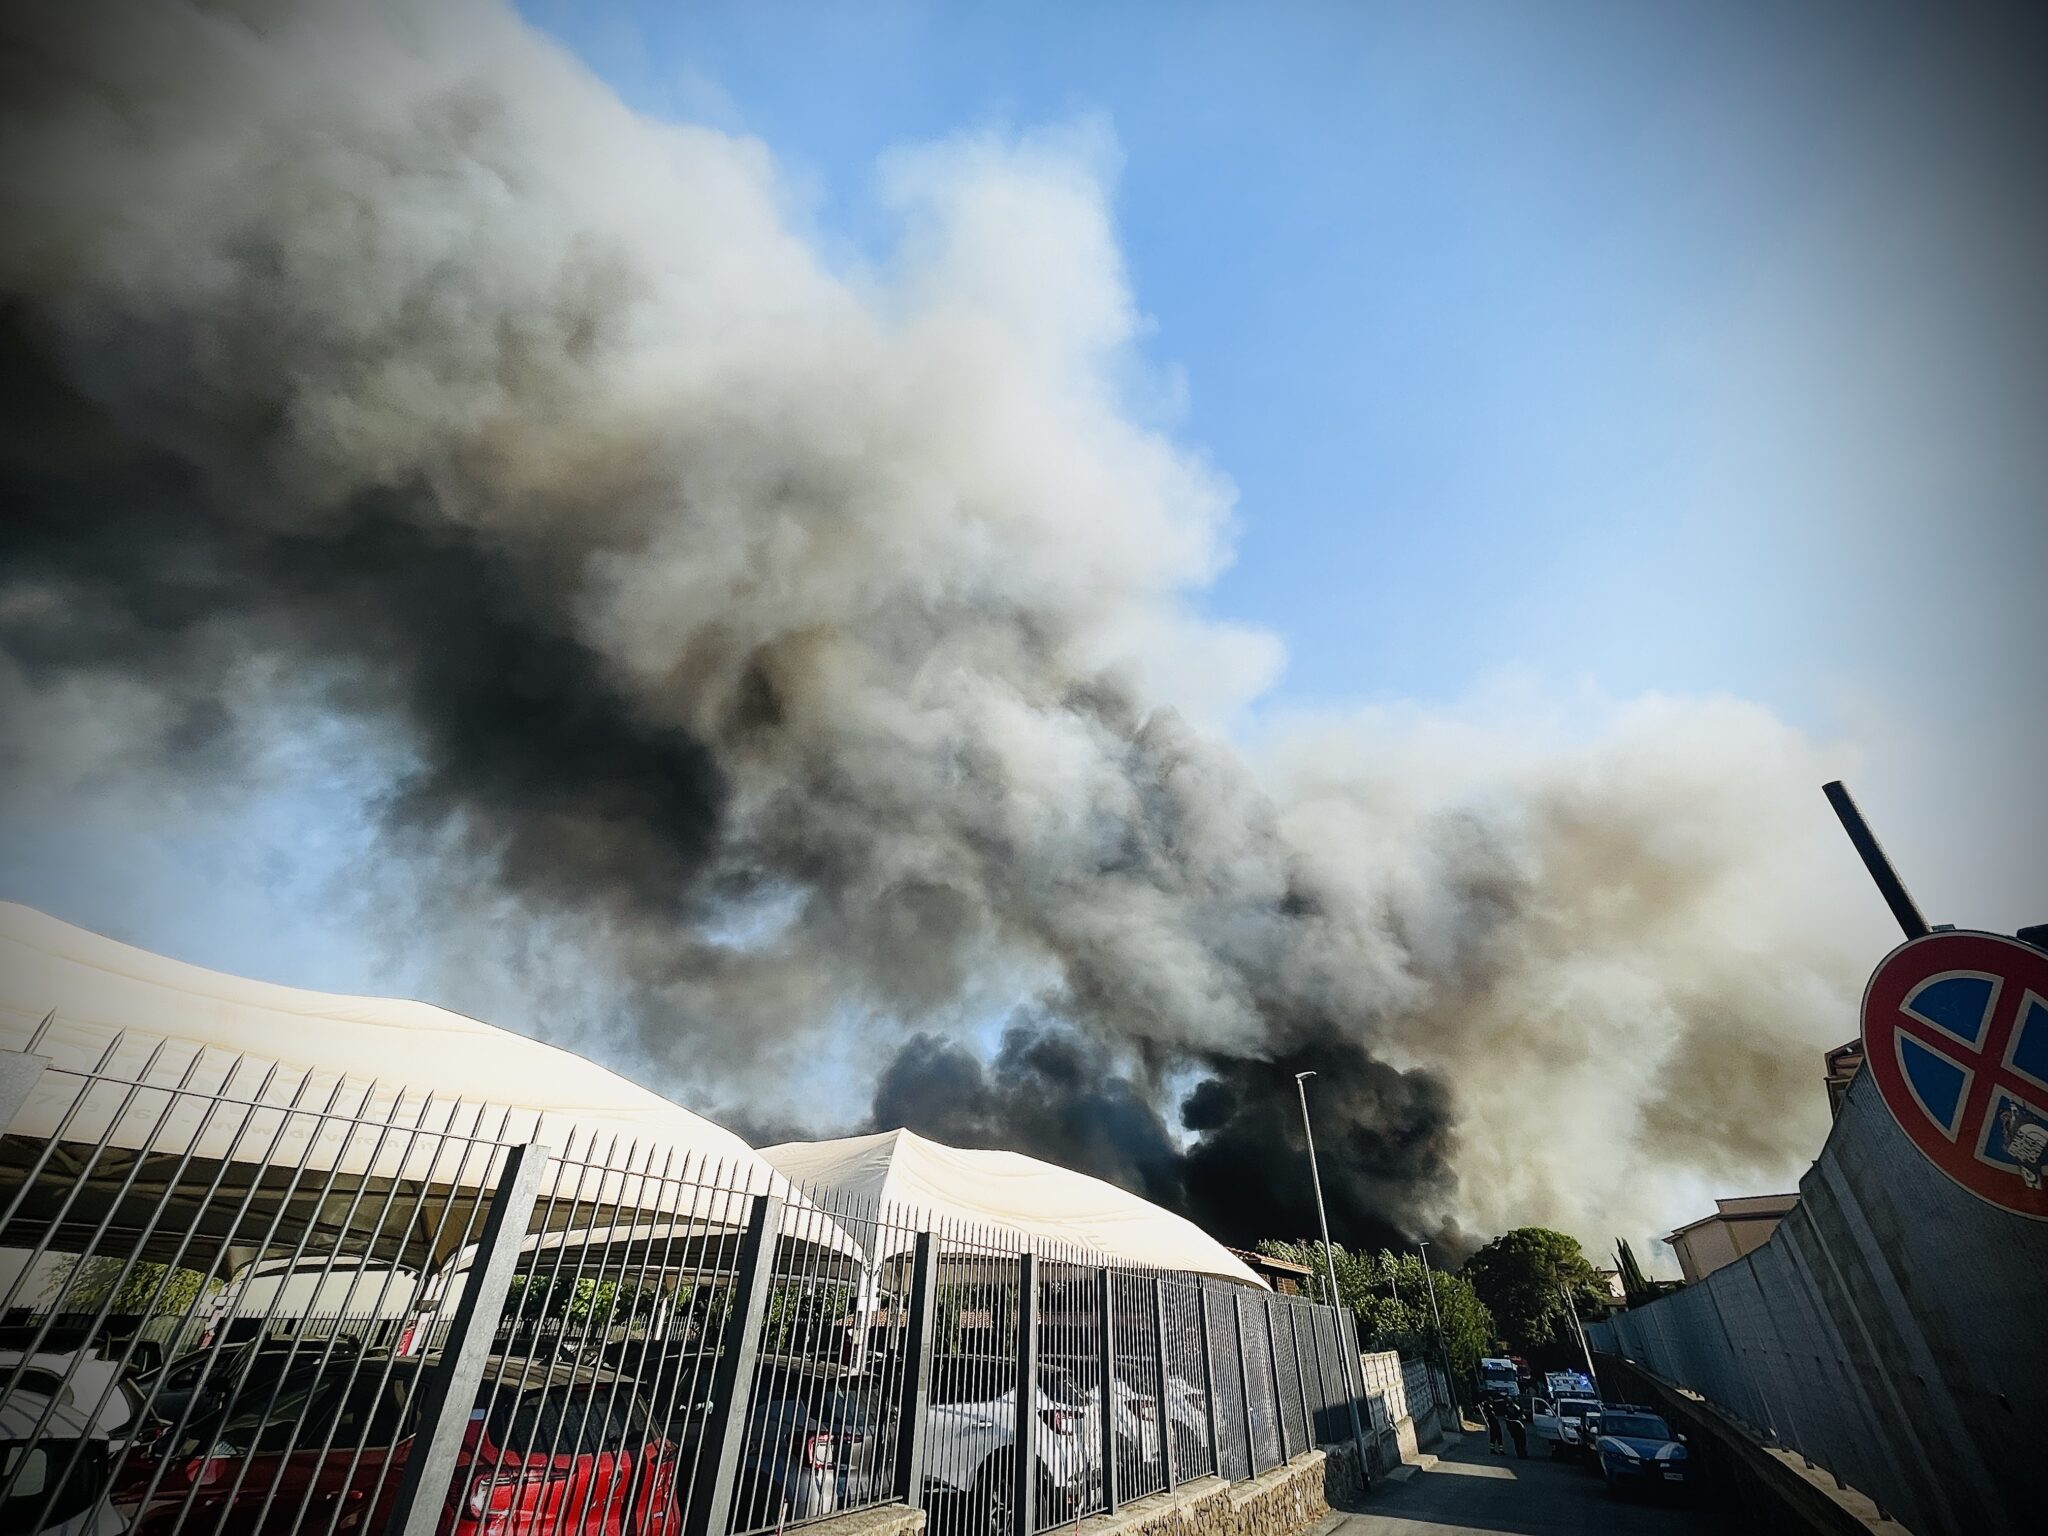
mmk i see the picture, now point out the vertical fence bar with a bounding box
[1232,1292,1257,1476]
[1286,1303,1312,1452]
[382,1140,549,1536]
[1013,1252,1039,1536]
[1149,1277,1177,1492]
[688,1191,785,1536]
[895,1230,940,1506]
[1096,1267,1119,1514]
[1196,1285,1219,1480]
[1338,1308,1370,1488]
[1305,1303,1330,1444]
[1264,1297,1290,1463]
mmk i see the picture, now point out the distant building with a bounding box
[1664,1194,1799,1284]
[1590,1266,1627,1304]
[1825,1038,1865,1117]
[1229,1247,1315,1294]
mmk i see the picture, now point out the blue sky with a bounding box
[520,0,2039,750]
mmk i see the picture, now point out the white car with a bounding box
[0,1351,147,1535]
[1100,1364,1207,1479]
[910,1358,1102,1535]
[1531,1394,1601,1460]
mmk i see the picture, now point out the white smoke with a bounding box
[0,0,1877,1256]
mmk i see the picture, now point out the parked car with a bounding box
[1592,1407,1691,1494]
[1,1350,152,1535]
[111,1353,682,1536]
[628,1353,884,1531]
[1093,1360,1206,1485]
[1529,1394,1600,1460]
[133,1337,365,1434]
[906,1356,1101,1536]
[2,1349,148,1442]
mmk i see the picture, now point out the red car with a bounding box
[116,1354,683,1536]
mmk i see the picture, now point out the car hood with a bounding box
[1600,1434,1684,1460]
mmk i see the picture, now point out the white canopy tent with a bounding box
[762,1127,1266,1288]
[0,902,858,1274]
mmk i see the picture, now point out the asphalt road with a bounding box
[1329,1430,1742,1536]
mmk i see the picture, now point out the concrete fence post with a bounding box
[1012,1252,1039,1536]
[893,1231,939,1507]
[686,1191,784,1536]
[381,1143,549,1536]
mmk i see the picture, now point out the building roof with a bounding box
[1228,1246,1312,1277]
[761,1127,1265,1287]
[0,902,853,1265]
[1664,1193,1799,1243]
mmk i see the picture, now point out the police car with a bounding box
[1591,1405,1691,1493]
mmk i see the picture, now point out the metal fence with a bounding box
[1587,1065,2048,1536]
[0,1029,1370,1536]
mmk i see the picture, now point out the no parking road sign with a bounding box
[1863,930,2048,1219]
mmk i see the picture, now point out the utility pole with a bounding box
[1416,1238,1456,1407]
[1294,1071,1343,1311]
[1559,1283,1599,1393]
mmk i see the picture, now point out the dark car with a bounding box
[133,1337,365,1433]
[611,1347,885,1530]
[1591,1407,1691,1494]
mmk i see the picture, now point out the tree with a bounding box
[1255,1238,1494,1381]
[1459,1227,1604,1349]
[41,1256,215,1319]
[1614,1238,1683,1307]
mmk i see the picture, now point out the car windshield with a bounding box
[1600,1414,1670,1440]
[1559,1402,1592,1419]
[483,1385,663,1458]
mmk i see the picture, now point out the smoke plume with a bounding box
[0,0,1872,1252]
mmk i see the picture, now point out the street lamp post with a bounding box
[1293,1071,1342,1310]
[1290,1072,1375,1491]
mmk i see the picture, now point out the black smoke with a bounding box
[0,307,727,921]
[869,1019,1454,1251]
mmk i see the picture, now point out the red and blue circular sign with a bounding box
[1862,930,2048,1220]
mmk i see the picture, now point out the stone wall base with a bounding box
[796,1502,926,1536]
[1063,1448,1340,1536]
[798,1447,1351,1536]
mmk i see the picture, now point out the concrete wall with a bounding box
[1348,1349,1451,1478]
[1590,1067,2048,1536]
[1599,1354,1888,1536]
